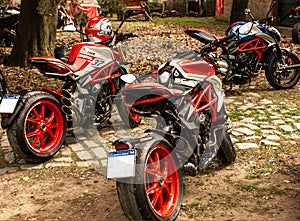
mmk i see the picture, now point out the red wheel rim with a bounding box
[144,145,180,218]
[24,100,64,154]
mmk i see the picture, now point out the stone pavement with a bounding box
[0,92,299,175]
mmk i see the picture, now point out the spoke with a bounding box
[146,183,158,195]
[46,112,55,125]
[33,108,41,120]
[40,104,45,120]
[26,129,39,138]
[153,152,161,172]
[162,161,168,178]
[39,133,45,149]
[46,128,55,140]
[151,189,162,208]
[27,117,39,124]
[162,182,171,197]
[145,168,158,177]
[31,133,41,147]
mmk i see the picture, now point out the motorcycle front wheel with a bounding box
[7,91,66,162]
[217,130,236,164]
[292,22,300,44]
[115,99,142,128]
[117,142,183,220]
[265,49,300,89]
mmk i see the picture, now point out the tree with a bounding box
[230,0,249,24]
[7,0,61,67]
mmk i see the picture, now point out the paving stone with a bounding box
[261,140,280,146]
[235,143,259,149]
[76,160,99,167]
[244,136,261,141]
[242,123,260,130]
[254,106,266,109]
[265,135,281,141]
[258,116,268,121]
[234,127,256,136]
[261,130,281,135]
[231,130,243,137]
[45,162,71,168]
[260,99,273,105]
[83,140,99,148]
[280,109,290,114]
[54,157,73,163]
[280,125,294,132]
[285,118,295,123]
[60,147,72,156]
[0,167,18,174]
[272,119,286,125]
[230,137,239,143]
[4,152,15,164]
[260,125,277,130]
[20,163,44,170]
[64,136,77,144]
[69,143,85,152]
[101,159,107,167]
[293,123,300,130]
[92,147,107,159]
[76,151,93,160]
[247,92,261,98]
[240,118,255,123]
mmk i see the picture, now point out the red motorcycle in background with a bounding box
[107,38,236,220]
[0,11,141,163]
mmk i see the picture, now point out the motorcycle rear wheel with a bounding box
[292,22,300,44]
[7,92,66,162]
[117,142,183,220]
[266,49,300,89]
[217,130,236,164]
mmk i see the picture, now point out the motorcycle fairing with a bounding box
[169,59,215,80]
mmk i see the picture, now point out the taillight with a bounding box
[113,141,130,150]
[1,113,9,118]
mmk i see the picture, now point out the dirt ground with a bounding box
[0,20,299,220]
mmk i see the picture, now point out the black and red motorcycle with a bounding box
[107,47,236,220]
[185,2,300,89]
[0,11,141,163]
[0,5,20,47]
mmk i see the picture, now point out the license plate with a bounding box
[107,149,136,179]
[0,95,20,114]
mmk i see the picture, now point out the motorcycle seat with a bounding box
[29,56,78,74]
[185,28,218,44]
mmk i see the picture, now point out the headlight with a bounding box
[159,71,171,85]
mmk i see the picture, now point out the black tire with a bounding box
[115,98,141,128]
[217,130,236,164]
[265,49,300,89]
[292,22,300,44]
[7,91,66,163]
[117,141,183,220]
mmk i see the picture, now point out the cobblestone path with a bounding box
[0,90,299,175]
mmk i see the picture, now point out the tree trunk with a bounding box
[7,0,60,67]
[230,0,249,24]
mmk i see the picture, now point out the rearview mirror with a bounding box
[244,8,251,15]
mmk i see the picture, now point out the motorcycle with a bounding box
[0,11,141,163]
[0,5,20,47]
[107,42,236,220]
[184,1,300,90]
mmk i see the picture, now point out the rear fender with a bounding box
[114,129,194,166]
[42,88,63,102]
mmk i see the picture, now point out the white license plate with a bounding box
[107,149,136,179]
[0,95,20,114]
